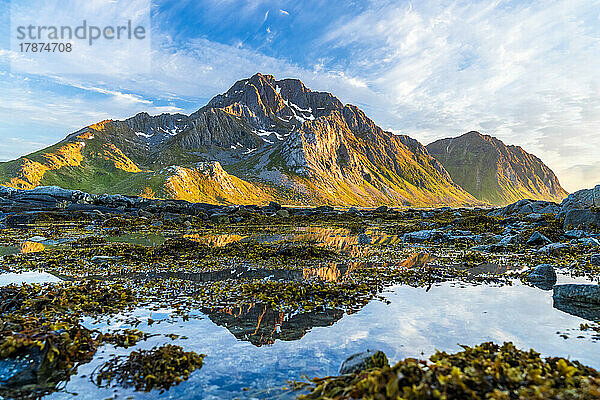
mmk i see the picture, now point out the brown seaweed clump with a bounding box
[297,342,600,399]
[94,344,205,392]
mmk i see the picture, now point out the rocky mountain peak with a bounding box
[427,132,568,205]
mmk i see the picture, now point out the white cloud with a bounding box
[2,0,599,192]
[318,0,600,191]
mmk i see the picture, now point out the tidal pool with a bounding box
[0,271,62,286]
[44,273,599,400]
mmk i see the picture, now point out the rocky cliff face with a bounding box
[426,131,568,206]
[0,73,481,206]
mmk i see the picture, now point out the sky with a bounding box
[0,0,599,192]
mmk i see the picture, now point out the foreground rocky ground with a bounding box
[0,185,599,398]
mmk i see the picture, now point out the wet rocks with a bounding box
[209,213,230,224]
[560,184,600,212]
[592,254,600,266]
[374,205,388,213]
[526,231,552,246]
[553,284,600,305]
[563,209,600,230]
[489,199,560,217]
[275,209,290,218]
[527,264,557,290]
[339,350,389,375]
[357,233,371,245]
[403,230,447,243]
[0,346,46,387]
[536,242,570,254]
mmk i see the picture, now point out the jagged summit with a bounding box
[426,131,568,205]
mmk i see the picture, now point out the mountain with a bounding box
[0,73,478,206]
[426,131,568,206]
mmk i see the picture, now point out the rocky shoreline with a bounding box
[0,184,599,398]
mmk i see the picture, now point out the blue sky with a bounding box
[1,0,599,191]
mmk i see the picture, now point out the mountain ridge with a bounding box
[426,131,567,206]
[0,73,559,207]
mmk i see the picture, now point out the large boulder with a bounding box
[526,231,552,246]
[489,199,560,217]
[553,284,600,304]
[559,184,600,214]
[527,264,557,290]
[339,350,389,375]
[403,230,448,243]
[563,209,600,230]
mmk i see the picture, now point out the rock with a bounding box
[183,220,192,229]
[576,238,600,247]
[347,207,359,214]
[403,230,447,243]
[268,201,282,211]
[275,209,290,218]
[0,345,46,387]
[421,211,434,218]
[528,264,557,290]
[526,231,551,246]
[91,255,120,264]
[553,284,600,304]
[209,213,230,224]
[564,229,586,239]
[536,242,570,253]
[357,233,371,245]
[559,184,600,214]
[314,205,334,213]
[525,213,544,222]
[563,209,600,230]
[592,254,600,266]
[339,350,389,375]
[3,213,38,228]
[498,234,520,246]
[374,205,388,213]
[489,199,559,217]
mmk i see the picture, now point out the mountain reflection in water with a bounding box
[201,303,344,346]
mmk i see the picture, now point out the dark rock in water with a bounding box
[553,284,600,304]
[357,233,371,245]
[592,254,600,266]
[347,207,359,214]
[0,346,46,387]
[527,264,557,290]
[526,231,551,246]
[339,350,389,375]
[374,205,388,213]
[553,298,600,322]
[563,209,600,230]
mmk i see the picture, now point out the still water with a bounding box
[35,273,599,400]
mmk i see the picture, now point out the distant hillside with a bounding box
[0,73,479,207]
[426,131,568,206]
